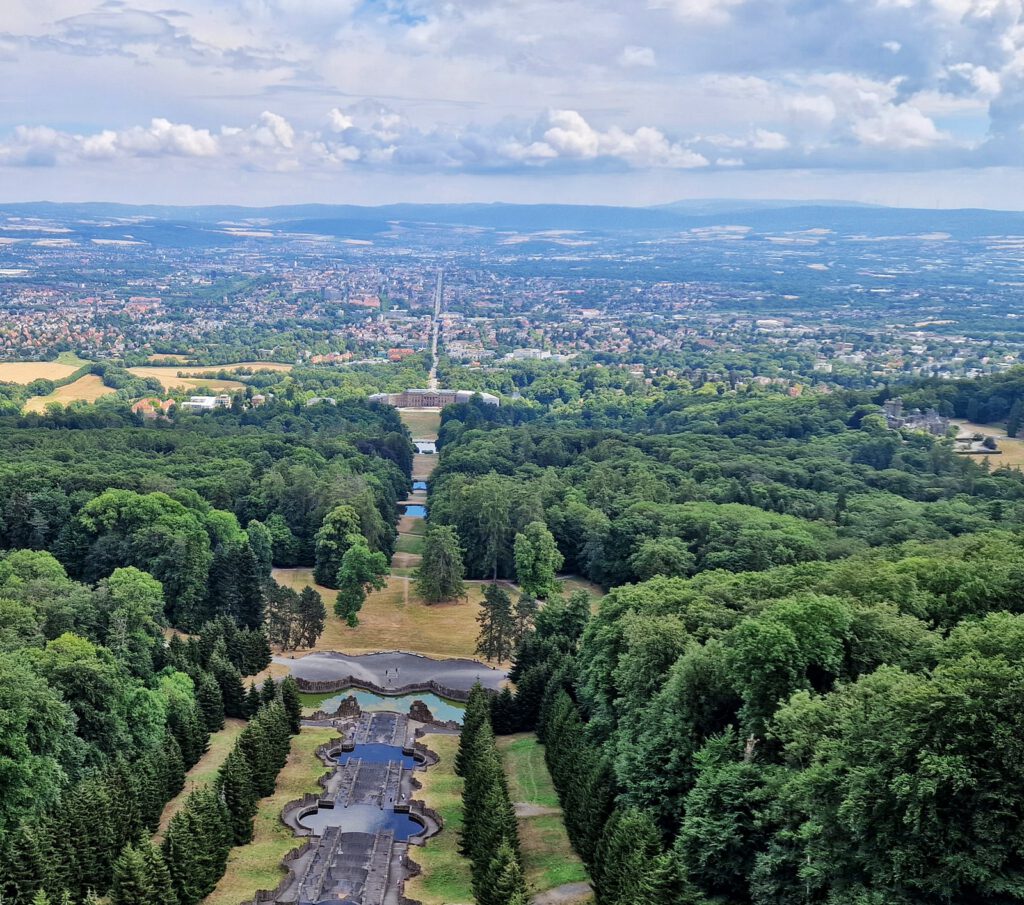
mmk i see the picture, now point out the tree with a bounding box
[279,676,303,734]
[295,587,326,648]
[217,747,257,845]
[415,524,466,603]
[476,583,516,663]
[333,536,388,626]
[232,542,265,630]
[313,505,361,588]
[196,672,225,732]
[265,584,298,650]
[245,520,274,575]
[513,593,537,646]
[108,845,152,905]
[513,521,564,598]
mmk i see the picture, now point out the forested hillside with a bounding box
[0,399,412,904]
[435,386,1024,905]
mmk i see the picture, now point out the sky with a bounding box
[2,0,1024,208]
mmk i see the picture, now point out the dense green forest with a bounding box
[0,398,413,904]
[434,382,1024,904]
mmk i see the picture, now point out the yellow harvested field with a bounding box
[271,567,498,665]
[24,374,115,412]
[412,454,438,481]
[128,362,291,391]
[0,361,83,383]
[203,726,338,905]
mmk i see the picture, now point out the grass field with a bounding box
[413,454,439,481]
[398,408,442,439]
[55,351,92,367]
[395,534,426,555]
[401,516,429,536]
[404,733,475,905]
[202,726,338,905]
[127,362,290,392]
[271,567,493,663]
[497,733,591,896]
[24,373,115,412]
[0,360,84,383]
[951,418,1024,469]
[156,719,247,838]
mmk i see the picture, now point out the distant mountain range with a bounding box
[3,199,1024,239]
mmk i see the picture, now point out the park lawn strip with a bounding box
[202,726,338,905]
[398,408,442,440]
[155,718,247,838]
[404,733,475,905]
[271,567,496,664]
[395,533,426,555]
[498,733,591,896]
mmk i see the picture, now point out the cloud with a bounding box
[649,0,746,24]
[618,45,656,68]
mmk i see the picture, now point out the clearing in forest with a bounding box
[24,374,115,412]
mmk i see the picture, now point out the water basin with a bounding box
[309,690,465,724]
[298,803,424,840]
[400,504,427,518]
[412,481,428,491]
[336,744,419,769]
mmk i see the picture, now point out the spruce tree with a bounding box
[279,675,303,734]
[162,733,187,798]
[217,747,258,845]
[414,524,466,603]
[243,628,273,674]
[296,587,326,647]
[211,654,246,719]
[476,840,527,905]
[196,671,225,732]
[245,682,263,718]
[108,845,152,905]
[260,675,278,706]
[476,583,515,662]
[234,543,265,630]
[141,841,178,905]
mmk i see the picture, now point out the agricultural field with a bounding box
[202,726,338,905]
[24,373,115,412]
[127,361,291,392]
[0,359,85,383]
[497,733,591,900]
[403,733,475,905]
[271,567,494,663]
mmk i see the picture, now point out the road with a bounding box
[428,268,441,390]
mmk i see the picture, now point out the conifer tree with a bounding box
[476,583,516,663]
[140,840,177,905]
[217,747,257,845]
[210,654,246,718]
[296,587,326,647]
[279,675,303,734]
[245,682,263,718]
[414,524,466,603]
[476,840,528,905]
[196,671,225,732]
[233,542,265,629]
[243,628,273,674]
[108,845,151,905]
[260,675,277,706]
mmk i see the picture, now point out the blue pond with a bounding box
[412,481,428,491]
[313,689,465,724]
[400,504,427,518]
[298,804,423,840]
[337,744,418,769]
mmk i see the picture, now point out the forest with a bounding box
[0,397,411,904]
[432,379,1024,904]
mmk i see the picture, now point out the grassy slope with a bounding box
[404,733,475,905]
[156,718,247,838]
[272,567,494,663]
[498,733,591,897]
[202,726,338,905]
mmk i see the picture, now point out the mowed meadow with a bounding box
[24,374,116,412]
[126,361,292,392]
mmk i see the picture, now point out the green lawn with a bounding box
[55,351,93,367]
[497,733,590,895]
[404,733,475,905]
[396,533,426,555]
